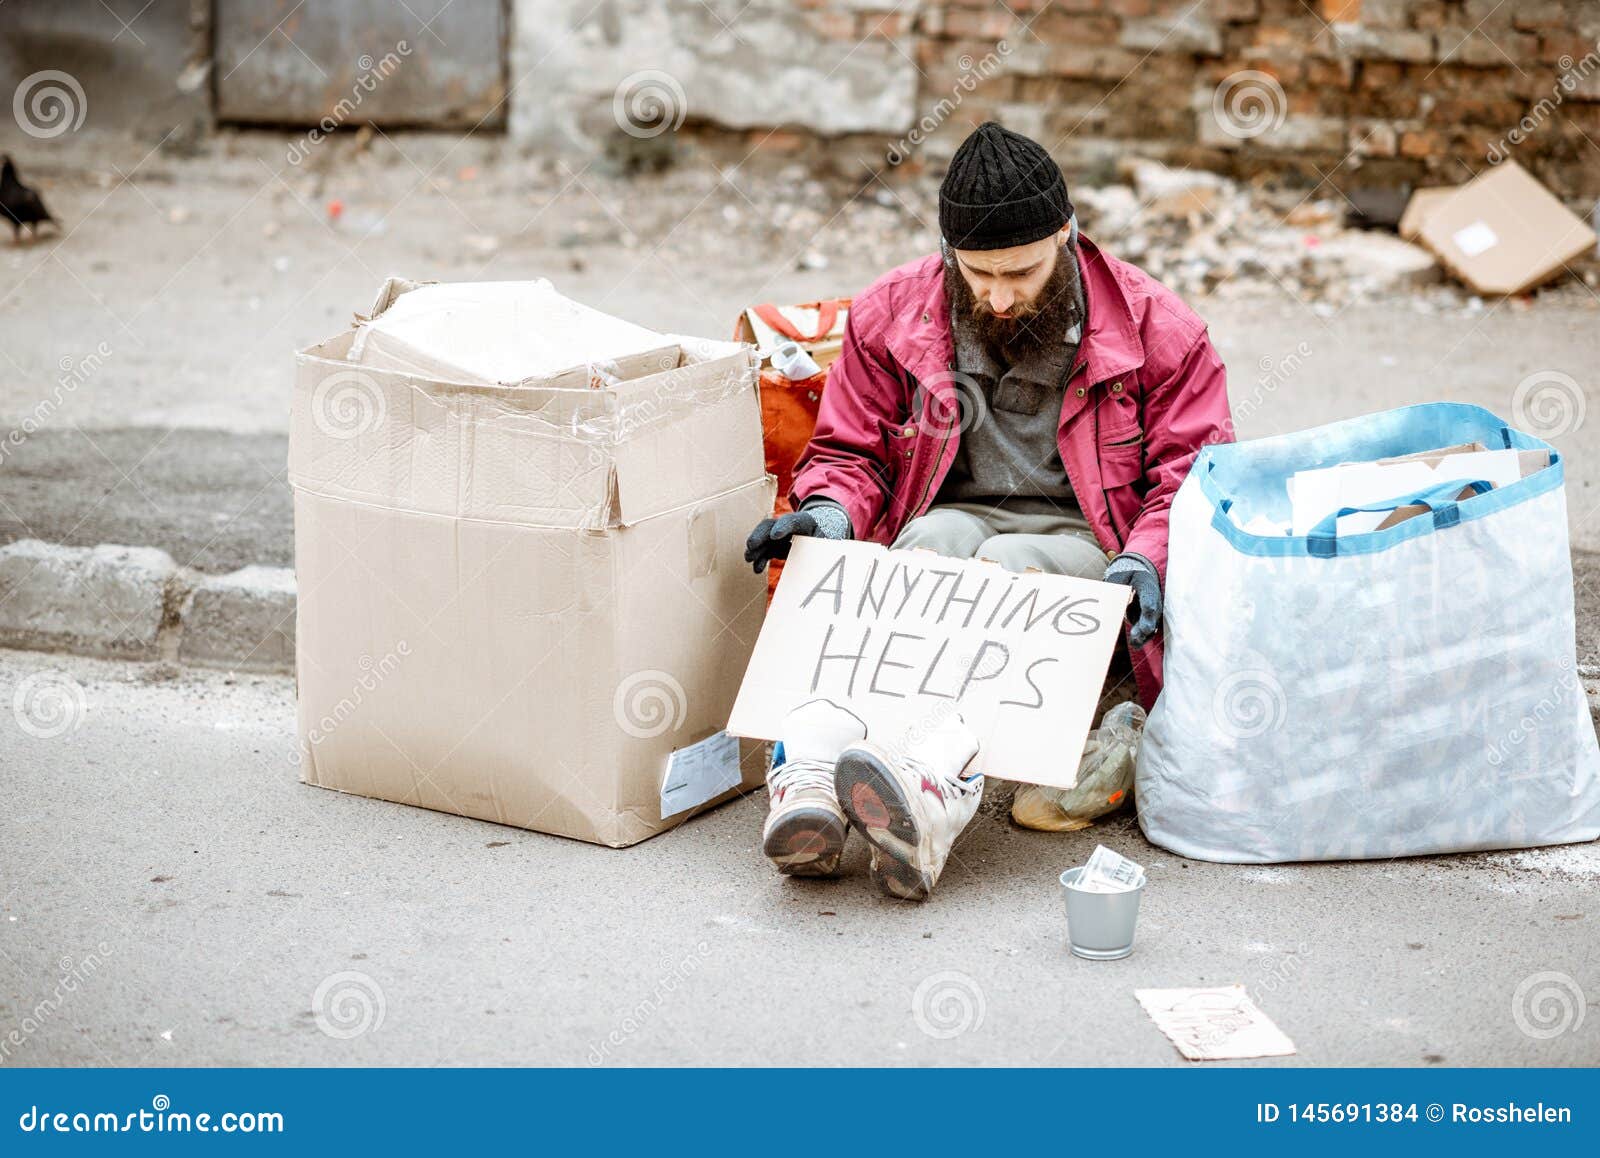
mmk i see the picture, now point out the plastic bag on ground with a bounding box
[1137,402,1600,862]
[1012,702,1147,832]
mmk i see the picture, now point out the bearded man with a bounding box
[744,122,1233,900]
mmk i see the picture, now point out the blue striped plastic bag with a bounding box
[1136,402,1600,862]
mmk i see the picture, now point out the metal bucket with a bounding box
[1060,866,1144,960]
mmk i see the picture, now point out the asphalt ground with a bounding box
[1,650,1596,1067]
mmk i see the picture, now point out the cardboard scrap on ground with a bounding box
[1401,160,1597,295]
[1398,186,1458,242]
[727,537,1132,790]
[1135,985,1297,1062]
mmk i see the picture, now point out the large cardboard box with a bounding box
[290,279,774,847]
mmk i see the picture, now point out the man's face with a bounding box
[950,226,1071,321]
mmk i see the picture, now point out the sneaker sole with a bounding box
[762,804,848,877]
[868,846,933,901]
[834,745,934,901]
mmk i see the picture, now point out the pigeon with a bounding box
[1,156,56,241]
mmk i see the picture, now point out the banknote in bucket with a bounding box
[1074,845,1145,893]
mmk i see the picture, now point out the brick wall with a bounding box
[774,0,1600,201]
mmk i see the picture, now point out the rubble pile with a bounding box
[262,130,1595,308]
[730,154,1595,310]
[1075,158,1444,310]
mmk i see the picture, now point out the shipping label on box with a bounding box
[660,731,743,819]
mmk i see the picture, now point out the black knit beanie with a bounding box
[939,122,1073,251]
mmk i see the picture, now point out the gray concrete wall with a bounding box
[0,0,210,141]
[508,0,921,152]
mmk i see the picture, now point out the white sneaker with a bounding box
[762,699,867,877]
[834,713,982,901]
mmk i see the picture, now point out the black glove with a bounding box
[744,503,852,573]
[1103,554,1162,648]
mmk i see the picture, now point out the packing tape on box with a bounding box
[288,473,771,536]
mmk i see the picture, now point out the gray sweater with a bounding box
[933,271,1086,517]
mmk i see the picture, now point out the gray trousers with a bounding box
[891,503,1110,579]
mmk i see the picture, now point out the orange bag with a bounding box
[734,299,850,599]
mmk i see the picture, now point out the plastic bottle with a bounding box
[1011,702,1147,832]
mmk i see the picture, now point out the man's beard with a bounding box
[944,242,1080,366]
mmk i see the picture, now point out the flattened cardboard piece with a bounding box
[1376,441,1485,466]
[1135,985,1297,1062]
[1371,445,1551,530]
[727,537,1132,790]
[1414,161,1597,295]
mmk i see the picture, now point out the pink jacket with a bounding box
[790,236,1233,708]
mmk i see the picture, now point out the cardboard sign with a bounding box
[727,538,1132,789]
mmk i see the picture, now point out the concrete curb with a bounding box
[0,539,295,672]
[179,565,297,670]
[3,539,1600,726]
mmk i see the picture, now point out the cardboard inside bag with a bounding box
[1289,442,1551,536]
